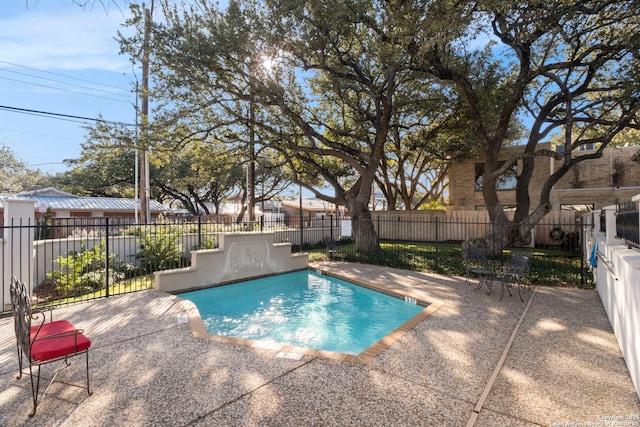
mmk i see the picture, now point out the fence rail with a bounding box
[616,201,640,247]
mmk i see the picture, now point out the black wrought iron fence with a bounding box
[309,215,592,287]
[1,213,590,314]
[314,216,582,256]
[616,201,640,247]
[600,210,607,233]
[0,216,339,313]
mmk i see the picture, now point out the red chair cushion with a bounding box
[30,320,76,340]
[30,320,91,362]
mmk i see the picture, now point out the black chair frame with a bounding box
[462,247,496,294]
[498,251,532,302]
[10,276,92,417]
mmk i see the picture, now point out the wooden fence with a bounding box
[371,210,580,246]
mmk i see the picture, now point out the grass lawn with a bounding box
[306,241,593,288]
[35,275,154,308]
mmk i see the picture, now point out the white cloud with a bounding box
[0,6,132,72]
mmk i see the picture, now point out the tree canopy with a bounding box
[403,0,640,250]
[120,0,485,251]
[113,0,639,253]
[0,144,53,193]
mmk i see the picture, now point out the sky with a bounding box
[0,0,315,200]
[0,0,137,175]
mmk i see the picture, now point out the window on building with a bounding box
[474,161,518,191]
[578,142,596,151]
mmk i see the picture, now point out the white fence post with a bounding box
[2,199,35,310]
[634,194,640,242]
[603,205,617,245]
[593,209,601,232]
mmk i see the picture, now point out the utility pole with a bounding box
[140,2,153,224]
[135,81,139,222]
[248,93,256,224]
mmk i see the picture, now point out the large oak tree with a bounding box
[121,0,468,252]
[402,0,640,251]
[119,0,640,253]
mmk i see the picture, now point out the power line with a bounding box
[28,162,66,166]
[0,67,132,99]
[0,106,89,125]
[0,60,130,91]
[0,104,135,126]
[0,75,132,104]
[0,127,84,142]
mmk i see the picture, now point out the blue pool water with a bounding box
[179,270,424,355]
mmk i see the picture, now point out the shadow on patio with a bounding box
[0,262,638,426]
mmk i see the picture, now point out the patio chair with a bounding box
[462,247,495,294]
[325,236,342,260]
[498,251,532,302]
[10,276,92,417]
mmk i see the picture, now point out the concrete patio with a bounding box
[1,262,638,426]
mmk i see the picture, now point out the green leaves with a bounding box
[0,144,53,193]
[48,241,123,295]
[109,0,640,252]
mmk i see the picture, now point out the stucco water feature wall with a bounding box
[154,232,309,292]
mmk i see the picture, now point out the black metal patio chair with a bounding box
[10,276,92,417]
[325,236,343,260]
[498,251,532,302]
[462,247,496,294]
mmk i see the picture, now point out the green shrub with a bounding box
[48,240,124,294]
[136,232,184,273]
[194,237,217,250]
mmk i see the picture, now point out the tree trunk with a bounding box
[235,189,248,224]
[348,198,380,253]
[482,146,513,255]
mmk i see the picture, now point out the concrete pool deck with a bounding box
[0,262,638,426]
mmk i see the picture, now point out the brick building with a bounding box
[448,144,640,212]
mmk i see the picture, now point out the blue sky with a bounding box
[0,1,136,174]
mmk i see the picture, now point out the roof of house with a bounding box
[201,201,263,216]
[0,187,166,212]
[281,198,344,212]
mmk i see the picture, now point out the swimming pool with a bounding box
[178,270,428,356]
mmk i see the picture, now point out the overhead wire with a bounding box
[0,60,137,149]
[0,67,131,99]
[0,127,84,142]
[0,62,138,150]
[0,24,140,163]
[0,104,135,126]
[0,60,129,91]
[0,75,132,104]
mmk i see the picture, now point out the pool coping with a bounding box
[160,268,443,364]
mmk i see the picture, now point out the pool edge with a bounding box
[157,268,443,364]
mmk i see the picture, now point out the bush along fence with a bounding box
[1,198,592,315]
